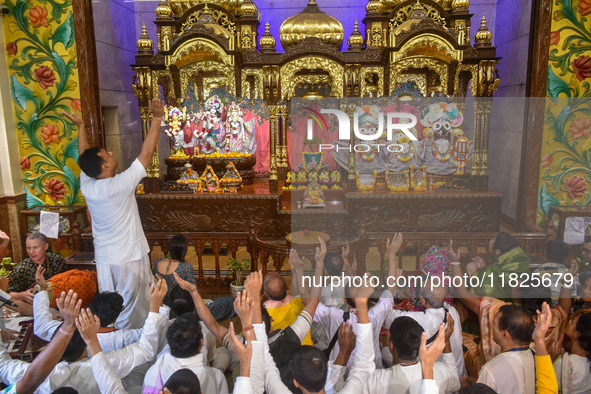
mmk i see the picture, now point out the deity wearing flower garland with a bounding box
[193,95,226,154]
[225,102,257,154]
[163,106,187,156]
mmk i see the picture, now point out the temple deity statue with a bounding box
[225,102,257,154]
[419,102,471,174]
[163,106,188,156]
[193,95,226,154]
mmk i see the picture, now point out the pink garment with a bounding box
[244,111,270,173]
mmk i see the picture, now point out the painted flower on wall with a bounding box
[541,153,553,167]
[569,117,591,139]
[573,56,591,81]
[41,124,60,144]
[6,42,17,56]
[550,31,560,45]
[564,176,586,199]
[20,157,30,169]
[71,99,81,112]
[45,179,66,201]
[579,0,591,15]
[28,6,48,28]
[34,66,56,89]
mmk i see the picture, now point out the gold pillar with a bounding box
[278,104,288,171]
[268,105,279,192]
[344,103,357,191]
[472,99,493,190]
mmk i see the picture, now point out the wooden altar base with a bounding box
[137,180,502,238]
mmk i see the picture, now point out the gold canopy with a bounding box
[169,0,245,17]
[279,0,344,49]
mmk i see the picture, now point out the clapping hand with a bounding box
[448,240,461,262]
[173,271,197,294]
[386,233,403,256]
[314,236,327,265]
[244,270,263,302]
[419,323,446,379]
[35,265,48,291]
[289,249,304,273]
[337,321,356,355]
[56,290,82,334]
[234,291,254,328]
[76,308,101,344]
[149,277,168,313]
[228,322,253,377]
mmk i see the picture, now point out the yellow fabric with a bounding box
[266,297,313,345]
[535,354,558,394]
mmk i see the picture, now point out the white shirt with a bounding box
[314,290,394,368]
[144,352,228,394]
[553,352,591,394]
[0,311,165,393]
[384,303,466,375]
[80,158,149,265]
[92,351,252,394]
[33,291,142,352]
[477,349,536,394]
[253,322,375,394]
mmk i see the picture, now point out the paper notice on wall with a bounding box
[39,211,59,239]
[564,216,586,245]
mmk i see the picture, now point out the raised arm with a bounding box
[342,242,355,277]
[301,237,326,317]
[15,291,81,394]
[138,99,165,168]
[0,230,10,261]
[558,260,578,314]
[289,250,305,298]
[62,112,89,154]
[448,240,480,314]
[244,270,263,325]
[173,271,228,342]
[386,233,403,293]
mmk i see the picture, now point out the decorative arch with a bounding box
[395,34,461,62]
[179,60,236,98]
[171,38,233,67]
[389,57,449,95]
[280,56,344,100]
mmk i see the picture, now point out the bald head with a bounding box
[420,279,446,309]
[263,272,287,301]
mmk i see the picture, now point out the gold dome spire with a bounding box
[155,0,173,19]
[259,21,276,52]
[348,19,364,50]
[475,14,492,47]
[169,0,247,17]
[280,0,344,49]
[240,0,259,17]
[137,23,154,54]
[366,0,383,13]
[451,0,470,11]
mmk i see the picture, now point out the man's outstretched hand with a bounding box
[149,98,165,120]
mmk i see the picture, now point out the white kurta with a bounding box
[553,353,591,394]
[383,303,466,375]
[253,321,375,394]
[33,291,142,352]
[80,158,151,329]
[314,290,394,368]
[477,349,536,394]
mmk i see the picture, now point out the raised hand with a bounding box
[0,230,10,248]
[314,236,327,264]
[149,98,165,119]
[568,260,579,277]
[533,302,552,343]
[338,321,356,355]
[420,322,446,379]
[244,270,263,302]
[56,290,82,334]
[234,291,254,328]
[149,277,168,313]
[386,233,403,256]
[35,265,48,291]
[173,271,197,294]
[289,249,304,272]
[448,239,461,262]
[228,322,253,377]
[76,308,101,343]
[62,111,84,127]
[341,241,350,261]
[444,313,454,343]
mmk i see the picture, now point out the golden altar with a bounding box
[129,0,503,237]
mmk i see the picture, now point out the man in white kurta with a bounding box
[66,99,165,329]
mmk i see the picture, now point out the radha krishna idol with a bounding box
[225,102,257,155]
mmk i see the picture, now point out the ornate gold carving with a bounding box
[240,25,253,49]
[203,77,229,97]
[241,69,264,99]
[360,67,384,97]
[179,61,236,98]
[180,7,236,36]
[370,23,383,47]
[140,106,160,178]
[171,38,233,66]
[453,64,478,96]
[132,67,153,101]
[169,0,246,18]
[390,3,448,30]
[390,58,448,95]
[151,70,175,100]
[394,34,461,62]
[280,56,344,100]
[475,60,500,97]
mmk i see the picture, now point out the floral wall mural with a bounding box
[2,0,83,209]
[538,0,591,226]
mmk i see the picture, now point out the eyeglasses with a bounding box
[582,247,591,254]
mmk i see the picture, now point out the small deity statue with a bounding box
[225,102,257,154]
[163,106,188,156]
[303,180,325,208]
[179,163,198,182]
[193,96,226,154]
[199,165,220,193]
